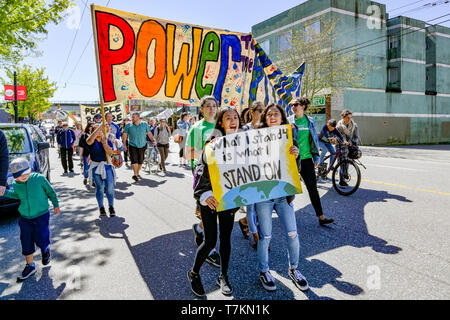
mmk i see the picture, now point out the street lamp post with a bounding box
[13,71,18,123]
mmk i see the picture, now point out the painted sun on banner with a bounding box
[205,125,303,212]
[90,5,305,111]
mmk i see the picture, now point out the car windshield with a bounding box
[1,127,32,154]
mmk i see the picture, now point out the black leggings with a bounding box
[192,205,237,275]
[300,158,324,217]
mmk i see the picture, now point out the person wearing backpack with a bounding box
[154,118,171,175]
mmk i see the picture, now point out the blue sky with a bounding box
[2,0,450,102]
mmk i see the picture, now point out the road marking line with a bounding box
[361,179,450,196]
[364,164,426,172]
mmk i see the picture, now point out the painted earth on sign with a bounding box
[221,180,298,210]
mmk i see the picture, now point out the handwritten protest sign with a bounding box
[205,125,302,212]
[79,103,126,128]
[90,5,304,112]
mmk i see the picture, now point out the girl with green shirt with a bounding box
[288,97,334,226]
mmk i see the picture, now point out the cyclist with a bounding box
[317,119,345,177]
[336,110,361,187]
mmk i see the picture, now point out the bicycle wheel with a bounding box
[332,159,361,196]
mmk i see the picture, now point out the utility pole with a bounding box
[13,71,18,123]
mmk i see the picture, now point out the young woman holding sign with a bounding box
[86,123,117,217]
[187,107,242,297]
[255,103,309,292]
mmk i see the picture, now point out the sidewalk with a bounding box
[360,144,450,162]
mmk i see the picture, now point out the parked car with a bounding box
[0,123,51,212]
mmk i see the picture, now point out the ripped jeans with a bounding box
[255,197,299,273]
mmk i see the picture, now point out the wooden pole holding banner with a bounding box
[91,4,110,164]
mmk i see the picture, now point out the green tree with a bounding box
[276,19,376,101]
[1,65,57,121]
[0,0,72,65]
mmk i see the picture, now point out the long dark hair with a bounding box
[240,107,251,124]
[84,122,94,134]
[260,103,289,128]
[206,107,242,143]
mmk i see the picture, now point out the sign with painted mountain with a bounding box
[91,5,305,111]
[205,125,302,212]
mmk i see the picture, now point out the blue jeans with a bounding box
[246,204,258,235]
[93,165,115,208]
[147,143,158,163]
[319,140,335,166]
[83,156,90,179]
[255,197,299,272]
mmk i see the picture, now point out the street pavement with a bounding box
[0,140,449,300]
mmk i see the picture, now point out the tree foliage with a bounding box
[1,65,57,120]
[276,19,376,100]
[0,0,72,65]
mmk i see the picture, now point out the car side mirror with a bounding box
[38,141,50,151]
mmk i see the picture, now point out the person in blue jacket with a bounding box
[56,122,76,175]
[287,97,334,226]
[105,112,121,140]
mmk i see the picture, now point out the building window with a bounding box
[388,67,399,83]
[279,31,292,51]
[304,20,321,43]
[388,35,398,49]
[259,40,270,54]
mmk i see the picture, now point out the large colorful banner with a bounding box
[91,5,304,113]
[205,125,302,212]
[79,103,126,128]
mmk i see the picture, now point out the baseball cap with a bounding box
[94,113,102,120]
[10,157,31,178]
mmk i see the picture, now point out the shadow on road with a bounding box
[0,182,111,299]
[0,267,66,300]
[103,186,410,300]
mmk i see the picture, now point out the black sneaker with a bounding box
[192,224,204,247]
[132,175,139,182]
[289,269,309,291]
[17,263,36,281]
[319,217,334,226]
[260,271,276,291]
[205,251,221,268]
[99,207,107,217]
[109,206,116,217]
[216,274,233,296]
[187,270,205,297]
[42,249,51,266]
[339,181,349,187]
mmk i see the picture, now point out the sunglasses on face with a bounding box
[291,103,300,107]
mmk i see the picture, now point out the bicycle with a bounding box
[142,142,161,174]
[316,142,366,196]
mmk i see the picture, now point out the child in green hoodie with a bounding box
[4,157,60,281]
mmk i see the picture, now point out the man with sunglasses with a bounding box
[288,98,334,226]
